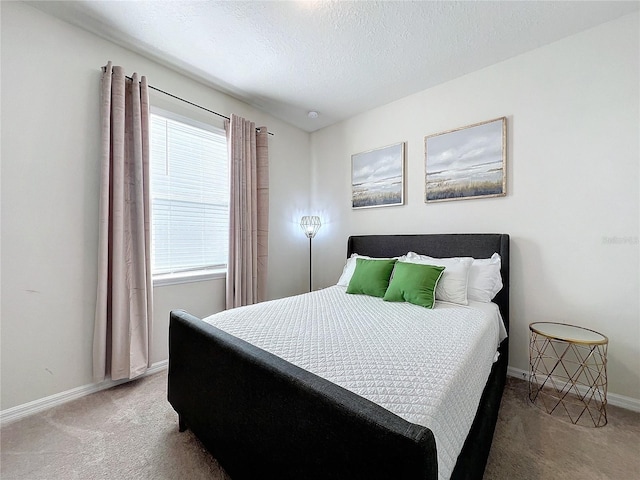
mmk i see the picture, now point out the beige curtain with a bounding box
[225,114,269,308]
[93,62,153,382]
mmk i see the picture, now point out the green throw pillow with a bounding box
[346,258,397,297]
[383,262,445,308]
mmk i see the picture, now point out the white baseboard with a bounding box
[3,361,637,427]
[507,366,640,413]
[0,360,168,427]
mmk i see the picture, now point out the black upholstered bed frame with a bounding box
[168,233,509,480]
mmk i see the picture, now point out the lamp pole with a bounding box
[309,236,312,292]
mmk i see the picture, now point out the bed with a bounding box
[168,233,510,480]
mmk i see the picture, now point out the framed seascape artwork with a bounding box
[425,117,506,203]
[352,142,405,209]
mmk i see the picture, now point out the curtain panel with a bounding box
[93,62,153,382]
[225,114,269,309]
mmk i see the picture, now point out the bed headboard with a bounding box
[347,234,510,332]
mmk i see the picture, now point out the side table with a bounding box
[529,322,608,427]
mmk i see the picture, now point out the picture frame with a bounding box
[425,117,506,203]
[352,142,405,209]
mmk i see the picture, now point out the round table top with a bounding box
[529,322,608,345]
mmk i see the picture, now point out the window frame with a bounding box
[149,106,228,287]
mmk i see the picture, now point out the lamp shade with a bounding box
[300,216,321,239]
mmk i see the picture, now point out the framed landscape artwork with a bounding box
[352,142,405,209]
[425,117,506,203]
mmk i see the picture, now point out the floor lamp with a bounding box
[300,216,321,292]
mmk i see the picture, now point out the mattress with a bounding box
[204,285,506,480]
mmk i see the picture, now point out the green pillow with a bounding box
[383,262,445,308]
[346,258,397,297]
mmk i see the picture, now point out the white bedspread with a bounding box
[204,285,506,480]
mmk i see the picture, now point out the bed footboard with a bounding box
[168,310,438,480]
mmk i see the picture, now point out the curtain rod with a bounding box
[145,81,273,136]
[104,67,274,136]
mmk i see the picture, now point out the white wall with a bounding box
[310,13,640,401]
[2,2,638,412]
[0,2,311,410]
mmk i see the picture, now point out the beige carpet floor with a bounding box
[1,370,638,479]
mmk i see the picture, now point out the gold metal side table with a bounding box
[529,322,608,427]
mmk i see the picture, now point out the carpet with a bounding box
[1,371,638,479]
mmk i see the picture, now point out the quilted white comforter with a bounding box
[204,285,506,480]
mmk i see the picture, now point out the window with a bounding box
[150,109,228,284]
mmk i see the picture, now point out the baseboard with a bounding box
[0,360,168,427]
[507,366,640,413]
[3,362,637,427]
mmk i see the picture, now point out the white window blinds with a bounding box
[150,112,229,276]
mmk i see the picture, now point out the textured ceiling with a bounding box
[30,1,639,132]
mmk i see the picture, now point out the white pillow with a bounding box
[405,252,473,305]
[467,253,503,303]
[336,254,362,286]
[336,253,403,286]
